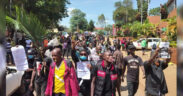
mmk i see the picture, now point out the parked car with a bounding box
[6,66,24,96]
[133,38,162,49]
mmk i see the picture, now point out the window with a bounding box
[153,39,160,42]
[148,39,152,42]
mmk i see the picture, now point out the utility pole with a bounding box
[141,0,143,24]
[147,0,149,16]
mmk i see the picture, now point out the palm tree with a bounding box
[0,4,6,44]
[6,6,47,47]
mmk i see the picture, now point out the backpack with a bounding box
[152,44,157,49]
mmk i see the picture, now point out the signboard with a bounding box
[11,45,28,71]
[159,42,170,48]
[77,61,91,80]
[159,42,170,58]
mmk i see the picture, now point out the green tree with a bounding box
[136,0,150,21]
[87,20,95,32]
[98,14,106,28]
[6,6,47,46]
[104,24,112,35]
[98,30,105,35]
[113,0,137,28]
[129,20,156,38]
[0,2,6,43]
[149,7,161,16]
[163,17,177,41]
[70,9,88,32]
[4,0,70,28]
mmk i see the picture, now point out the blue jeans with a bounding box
[127,82,139,96]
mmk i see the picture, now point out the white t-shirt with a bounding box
[26,39,32,48]
[88,47,96,55]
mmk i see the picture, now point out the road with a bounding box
[117,50,177,96]
[15,40,176,96]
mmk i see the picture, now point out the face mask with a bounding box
[80,56,87,61]
[28,55,34,59]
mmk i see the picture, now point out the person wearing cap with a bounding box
[122,44,145,96]
[143,48,172,96]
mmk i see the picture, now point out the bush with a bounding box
[170,41,177,48]
[98,30,105,35]
[117,31,122,36]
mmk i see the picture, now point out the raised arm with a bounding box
[29,67,36,91]
[147,48,160,65]
[91,76,96,96]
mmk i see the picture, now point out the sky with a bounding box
[59,0,173,28]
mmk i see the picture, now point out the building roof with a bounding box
[95,27,104,30]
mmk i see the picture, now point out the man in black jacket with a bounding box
[144,48,172,96]
[91,51,118,96]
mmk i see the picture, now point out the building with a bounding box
[167,0,176,14]
[147,0,176,29]
[95,27,104,30]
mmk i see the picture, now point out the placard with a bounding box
[159,42,169,48]
[77,61,91,80]
[11,45,28,71]
[159,42,170,58]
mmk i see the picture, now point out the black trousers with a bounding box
[23,79,34,96]
[127,82,139,96]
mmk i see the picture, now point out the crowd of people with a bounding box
[6,32,172,96]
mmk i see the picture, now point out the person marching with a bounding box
[122,44,145,96]
[45,48,79,96]
[91,51,118,96]
[144,48,172,96]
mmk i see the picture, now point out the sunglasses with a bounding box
[80,53,87,56]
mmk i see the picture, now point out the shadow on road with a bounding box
[121,86,128,91]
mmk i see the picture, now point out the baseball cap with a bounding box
[128,44,136,50]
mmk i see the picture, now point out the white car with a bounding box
[133,38,162,49]
[6,66,24,96]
